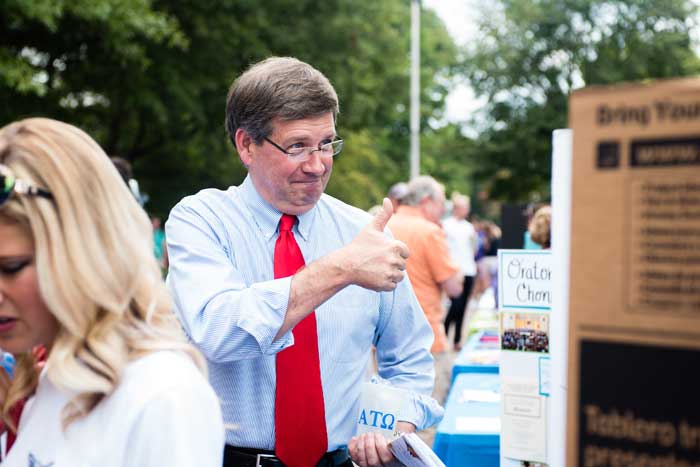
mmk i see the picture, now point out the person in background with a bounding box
[481,220,502,308]
[473,216,488,261]
[442,193,478,351]
[387,176,462,354]
[528,205,551,249]
[110,156,146,206]
[110,156,133,186]
[0,118,223,466]
[166,57,442,467]
[151,215,167,270]
[387,176,462,405]
[469,218,489,304]
[523,203,543,249]
[386,181,408,213]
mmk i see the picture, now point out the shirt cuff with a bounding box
[399,392,445,430]
[237,277,295,355]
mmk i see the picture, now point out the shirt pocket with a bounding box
[319,286,379,363]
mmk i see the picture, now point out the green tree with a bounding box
[462,0,700,202]
[1,0,458,215]
[421,123,476,198]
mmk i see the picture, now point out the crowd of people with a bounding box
[0,55,552,466]
[501,329,549,353]
[377,179,510,355]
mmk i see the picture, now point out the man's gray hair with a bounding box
[402,175,443,206]
[225,57,339,149]
[387,182,408,201]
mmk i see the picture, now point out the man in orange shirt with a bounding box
[387,176,462,354]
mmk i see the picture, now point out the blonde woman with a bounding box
[0,118,223,466]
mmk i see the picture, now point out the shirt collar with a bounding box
[240,175,317,241]
[295,204,315,241]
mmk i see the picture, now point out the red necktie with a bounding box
[274,214,327,467]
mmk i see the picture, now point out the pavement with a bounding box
[416,348,457,448]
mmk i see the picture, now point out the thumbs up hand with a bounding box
[340,198,410,292]
[370,198,394,232]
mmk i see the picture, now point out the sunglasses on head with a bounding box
[0,164,53,206]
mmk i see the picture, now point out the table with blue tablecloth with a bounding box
[452,330,500,383]
[434,373,500,467]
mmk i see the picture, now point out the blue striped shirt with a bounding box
[165,175,443,450]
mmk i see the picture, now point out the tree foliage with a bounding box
[463,0,700,202]
[1,0,461,214]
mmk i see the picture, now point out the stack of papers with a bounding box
[389,432,446,467]
[467,350,500,364]
[459,389,501,404]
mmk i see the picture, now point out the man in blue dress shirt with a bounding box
[166,57,443,467]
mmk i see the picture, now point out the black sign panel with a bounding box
[597,141,620,169]
[578,340,700,467]
[630,137,700,168]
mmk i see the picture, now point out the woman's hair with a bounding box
[0,118,204,430]
[529,205,552,249]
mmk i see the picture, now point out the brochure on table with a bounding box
[498,249,552,465]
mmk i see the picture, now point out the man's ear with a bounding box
[235,128,255,166]
[417,195,432,216]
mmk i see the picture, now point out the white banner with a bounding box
[499,250,553,311]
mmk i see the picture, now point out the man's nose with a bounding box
[301,150,326,175]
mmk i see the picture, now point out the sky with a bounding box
[424,0,700,126]
[423,0,477,46]
[422,0,484,126]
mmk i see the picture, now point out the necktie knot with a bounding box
[279,214,296,232]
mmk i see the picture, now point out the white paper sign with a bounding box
[455,416,501,433]
[500,378,548,463]
[356,382,411,438]
[459,389,501,404]
[499,250,553,310]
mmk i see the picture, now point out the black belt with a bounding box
[224,445,350,467]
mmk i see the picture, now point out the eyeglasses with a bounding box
[0,164,53,206]
[263,136,344,162]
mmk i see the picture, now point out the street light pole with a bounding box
[410,0,420,180]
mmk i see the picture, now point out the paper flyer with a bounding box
[501,378,548,463]
[389,432,446,467]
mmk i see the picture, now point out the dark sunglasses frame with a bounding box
[0,164,53,205]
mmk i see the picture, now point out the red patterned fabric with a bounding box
[6,346,47,455]
[5,397,25,453]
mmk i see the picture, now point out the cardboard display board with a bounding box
[567,78,700,467]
